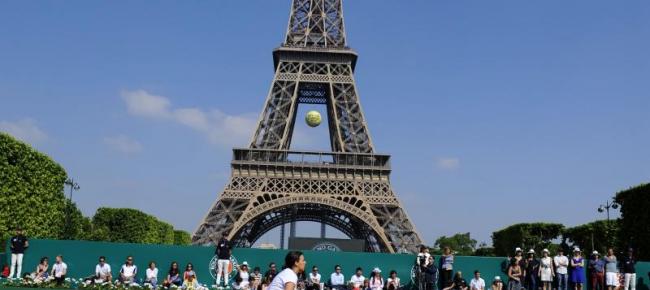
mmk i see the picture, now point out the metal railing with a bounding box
[232,148,390,169]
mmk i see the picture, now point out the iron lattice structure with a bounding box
[193,0,423,253]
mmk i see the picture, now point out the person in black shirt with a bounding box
[524,250,539,290]
[9,227,29,279]
[622,248,637,290]
[263,262,278,288]
[215,237,232,287]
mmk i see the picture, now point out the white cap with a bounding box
[542,249,549,253]
[372,267,381,273]
[592,251,599,255]
[242,261,249,266]
[574,247,581,252]
[528,249,535,254]
[494,276,502,281]
[515,247,522,252]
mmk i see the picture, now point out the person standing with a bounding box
[215,236,232,287]
[570,248,585,290]
[440,247,455,289]
[9,227,29,279]
[50,255,67,285]
[622,248,637,290]
[539,249,554,290]
[604,249,619,290]
[268,251,306,290]
[589,251,605,290]
[508,259,523,290]
[424,256,438,290]
[524,249,539,290]
[470,271,486,290]
[554,249,569,290]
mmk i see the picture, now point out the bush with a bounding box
[492,222,564,256]
[615,183,650,260]
[563,220,619,255]
[174,230,192,245]
[91,207,178,245]
[0,133,68,240]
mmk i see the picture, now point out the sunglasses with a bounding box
[336,269,341,271]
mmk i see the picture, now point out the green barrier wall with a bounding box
[3,239,650,290]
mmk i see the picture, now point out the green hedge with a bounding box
[91,208,184,245]
[0,133,68,241]
[492,222,564,256]
[615,183,650,260]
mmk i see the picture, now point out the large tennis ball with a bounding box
[305,110,322,127]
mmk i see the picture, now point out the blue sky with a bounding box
[1,1,649,246]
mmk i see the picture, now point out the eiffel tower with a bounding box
[193,0,423,253]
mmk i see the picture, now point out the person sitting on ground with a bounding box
[443,271,468,290]
[90,256,112,285]
[369,268,384,290]
[163,261,182,287]
[31,257,49,283]
[349,267,365,290]
[145,261,159,288]
[470,270,485,290]
[184,263,196,282]
[490,277,503,290]
[263,263,279,290]
[237,261,250,284]
[329,265,345,290]
[251,267,263,290]
[119,256,138,285]
[308,266,323,290]
[50,255,67,285]
[233,274,250,290]
[183,274,205,290]
[386,270,401,290]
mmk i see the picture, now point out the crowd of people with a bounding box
[1,230,643,290]
[413,245,640,290]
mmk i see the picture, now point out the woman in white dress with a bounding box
[539,249,555,290]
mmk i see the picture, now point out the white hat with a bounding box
[528,249,535,254]
[372,267,381,273]
[542,249,549,253]
[574,248,581,252]
[494,276,502,281]
[593,251,599,255]
[242,261,249,266]
[515,247,523,252]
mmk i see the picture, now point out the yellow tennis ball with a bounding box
[305,110,322,127]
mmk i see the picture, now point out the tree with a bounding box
[174,230,192,245]
[433,232,477,256]
[563,220,619,255]
[91,207,178,245]
[0,133,68,240]
[615,183,650,260]
[474,242,496,257]
[492,223,564,256]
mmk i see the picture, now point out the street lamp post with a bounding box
[597,199,619,250]
[64,178,80,239]
[597,200,619,223]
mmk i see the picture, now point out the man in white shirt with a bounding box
[470,270,485,290]
[554,249,569,290]
[417,246,432,267]
[349,267,365,290]
[309,266,324,290]
[50,255,68,285]
[330,265,345,290]
[95,256,112,284]
[119,256,138,285]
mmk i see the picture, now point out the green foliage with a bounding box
[492,222,565,256]
[174,230,192,245]
[433,232,477,256]
[563,220,619,255]
[615,183,650,260]
[474,242,496,257]
[91,207,177,245]
[0,133,68,241]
